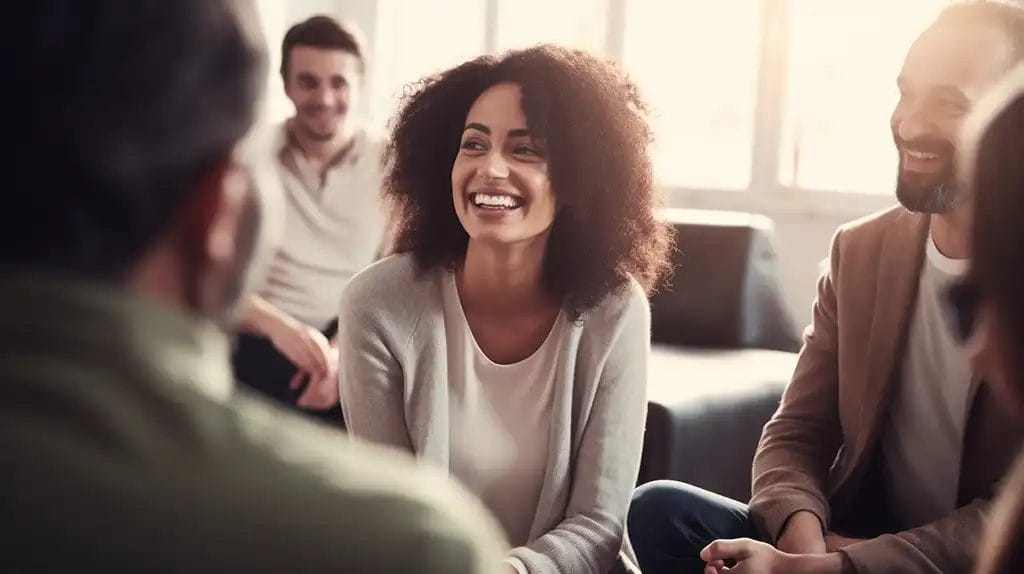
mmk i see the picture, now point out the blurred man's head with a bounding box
[10,0,267,321]
[280,16,365,142]
[892,1,1024,214]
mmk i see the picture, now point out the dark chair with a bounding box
[641,208,802,502]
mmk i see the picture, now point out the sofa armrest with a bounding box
[651,208,800,352]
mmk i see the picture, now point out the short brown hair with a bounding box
[385,45,674,319]
[280,15,365,78]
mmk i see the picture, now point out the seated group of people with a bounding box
[3,1,1024,573]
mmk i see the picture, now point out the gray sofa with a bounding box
[640,209,802,502]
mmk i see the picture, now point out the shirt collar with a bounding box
[280,119,364,169]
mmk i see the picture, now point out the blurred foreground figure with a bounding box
[958,64,1024,574]
[0,1,503,572]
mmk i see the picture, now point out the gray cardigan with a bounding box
[337,254,650,573]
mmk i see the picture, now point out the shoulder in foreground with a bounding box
[339,253,435,316]
[358,124,386,146]
[233,394,506,571]
[838,204,927,239]
[357,125,387,158]
[583,277,650,328]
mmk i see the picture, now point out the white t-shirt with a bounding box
[882,233,972,528]
[259,122,389,328]
[442,271,562,550]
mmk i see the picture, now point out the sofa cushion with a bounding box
[640,345,798,502]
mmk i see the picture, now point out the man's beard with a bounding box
[298,106,345,142]
[896,177,963,214]
[894,134,963,214]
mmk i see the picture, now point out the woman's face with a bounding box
[451,82,557,247]
[967,302,1024,410]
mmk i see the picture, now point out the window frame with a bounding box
[486,0,896,216]
[366,0,904,217]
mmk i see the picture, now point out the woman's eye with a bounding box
[460,140,485,151]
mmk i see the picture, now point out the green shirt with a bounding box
[0,272,505,573]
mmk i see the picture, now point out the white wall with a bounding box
[773,212,848,328]
[762,208,869,328]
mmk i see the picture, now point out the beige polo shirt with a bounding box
[259,121,389,328]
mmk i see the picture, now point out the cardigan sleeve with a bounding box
[508,284,650,573]
[336,276,414,452]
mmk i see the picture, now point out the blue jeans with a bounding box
[628,481,759,574]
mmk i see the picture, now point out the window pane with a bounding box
[495,0,610,55]
[373,0,486,127]
[779,0,950,193]
[254,0,288,123]
[623,0,762,190]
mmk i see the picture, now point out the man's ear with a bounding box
[178,153,247,269]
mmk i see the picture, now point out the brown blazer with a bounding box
[749,206,1024,573]
[974,451,1024,574]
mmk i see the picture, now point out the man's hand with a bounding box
[777,511,827,555]
[701,539,850,574]
[293,334,340,410]
[237,295,339,410]
[265,314,331,378]
[266,316,338,410]
[823,532,863,552]
[701,539,791,574]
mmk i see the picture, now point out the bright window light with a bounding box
[778,0,951,194]
[623,0,763,190]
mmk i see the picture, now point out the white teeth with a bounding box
[473,193,520,208]
[906,149,940,160]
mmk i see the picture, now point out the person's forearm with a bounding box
[778,510,827,554]
[235,294,289,335]
[785,552,855,574]
[839,498,990,573]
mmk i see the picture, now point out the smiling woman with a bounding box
[384,45,673,317]
[337,45,673,573]
[451,83,558,254]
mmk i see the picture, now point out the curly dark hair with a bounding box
[384,44,674,319]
